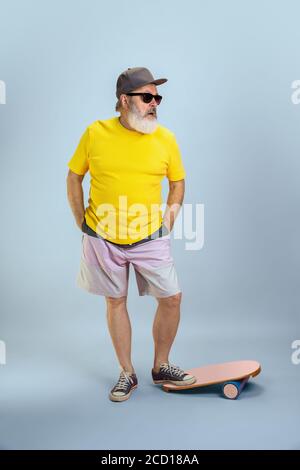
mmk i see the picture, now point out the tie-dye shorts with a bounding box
[76,232,181,298]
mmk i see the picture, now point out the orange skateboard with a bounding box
[162,360,261,399]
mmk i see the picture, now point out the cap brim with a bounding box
[150,78,168,86]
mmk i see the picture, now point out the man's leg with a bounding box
[106,296,135,374]
[152,292,182,372]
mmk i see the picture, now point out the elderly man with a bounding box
[67,67,196,402]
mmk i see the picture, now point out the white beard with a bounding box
[127,102,158,134]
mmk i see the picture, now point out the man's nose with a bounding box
[149,97,158,106]
[149,100,157,108]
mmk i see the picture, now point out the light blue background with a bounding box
[0,0,299,450]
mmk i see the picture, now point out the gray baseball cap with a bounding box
[116,67,168,99]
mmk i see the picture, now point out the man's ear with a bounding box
[121,94,129,109]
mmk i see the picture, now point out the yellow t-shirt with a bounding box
[67,116,186,244]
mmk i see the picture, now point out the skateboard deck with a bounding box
[162,360,261,399]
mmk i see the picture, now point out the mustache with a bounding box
[129,102,157,117]
[146,110,157,116]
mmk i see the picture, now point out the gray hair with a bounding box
[115,98,122,112]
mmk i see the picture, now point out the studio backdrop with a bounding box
[0,0,299,450]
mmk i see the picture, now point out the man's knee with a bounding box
[157,292,182,308]
[105,295,127,307]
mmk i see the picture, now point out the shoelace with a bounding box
[114,371,134,391]
[160,363,185,378]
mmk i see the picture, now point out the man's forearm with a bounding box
[163,180,185,232]
[67,175,85,229]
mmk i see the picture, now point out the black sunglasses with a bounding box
[126,92,162,105]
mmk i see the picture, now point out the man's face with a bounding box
[122,83,160,134]
[128,83,158,118]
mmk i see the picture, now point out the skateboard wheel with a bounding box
[222,378,249,399]
[222,382,239,399]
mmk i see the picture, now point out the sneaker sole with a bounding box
[109,385,138,402]
[153,377,197,386]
